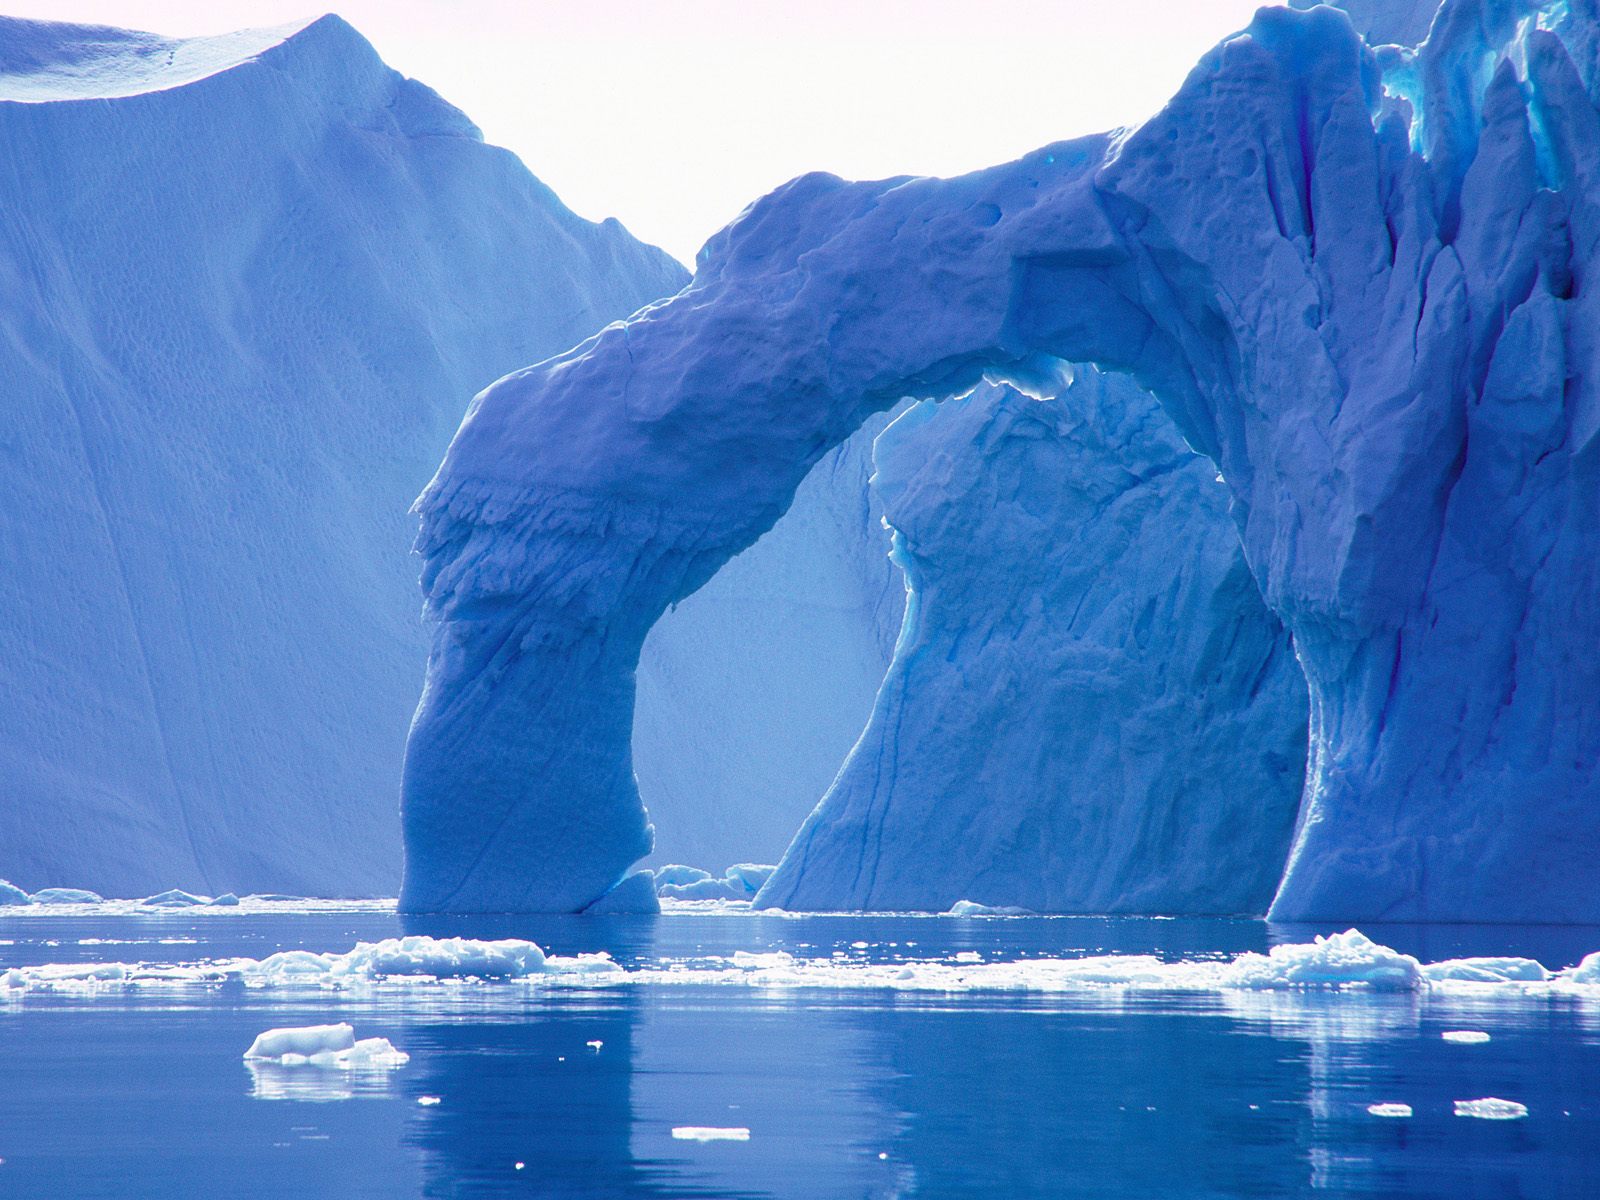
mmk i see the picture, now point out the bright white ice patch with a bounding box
[1441,1030,1492,1044]
[244,1022,408,1069]
[1454,1098,1528,1120]
[671,1127,750,1142]
[1367,1103,1413,1118]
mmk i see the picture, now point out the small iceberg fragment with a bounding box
[244,1023,408,1069]
[1441,1031,1492,1044]
[29,888,103,905]
[947,901,1035,917]
[652,865,713,889]
[0,880,29,906]
[1454,1098,1528,1120]
[657,864,776,901]
[1222,930,1422,991]
[583,871,660,915]
[1367,1103,1413,1118]
[140,889,211,907]
[417,1096,442,1106]
[209,893,240,907]
[671,1127,750,1142]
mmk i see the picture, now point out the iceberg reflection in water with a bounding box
[0,909,1596,1198]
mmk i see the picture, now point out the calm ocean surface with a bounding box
[0,909,1597,1198]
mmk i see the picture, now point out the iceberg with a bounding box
[758,374,1306,914]
[402,0,1600,920]
[0,15,684,898]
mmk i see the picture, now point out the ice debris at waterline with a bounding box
[0,936,620,994]
[7,930,1600,1000]
[401,0,1600,921]
[244,1023,408,1069]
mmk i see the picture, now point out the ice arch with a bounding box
[403,1,1600,919]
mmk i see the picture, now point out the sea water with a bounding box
[0,906,1596,1198]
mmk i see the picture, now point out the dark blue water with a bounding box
[1,910,1597,1198]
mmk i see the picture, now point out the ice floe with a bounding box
[3,930,1599,1007]
[244,1022,408,1068]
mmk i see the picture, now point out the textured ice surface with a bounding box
[759,375,1306,914]
[403,0,1600,919]
[0,15,684,899]
[657,864,777,901]
[0,882,28,906]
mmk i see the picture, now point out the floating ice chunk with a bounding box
[583,871,660,915]
[1367,1103,1413,1118]
[947,901,1035,917]
[210,893,240,907]
[245,1023,408,1069]
[1455,1098,1528,1120]
[29,888,102,905]
[671,1127,750,1142]
[254,936,548,981]
[586,1040,603,1051]
[245,1023,357,1060]
[954,951,982,963]
[658,877,745,901]
[418,1096,442,1106]
[1222,931,1422,991]
[140,889,212,907]
[1563,952,1600,984]
[1422,958,1549,983]
[658,864,777,902]
[653,866,713,889]
[0,880,29,906]
[1442,1030,1492,1044]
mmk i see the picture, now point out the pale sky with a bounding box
[6,1,1271,264]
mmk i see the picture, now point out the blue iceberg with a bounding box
[404,0,1600,921]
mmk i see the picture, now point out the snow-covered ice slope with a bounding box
[633,410,902,870]
[758,375,1307,914]
[0,15,685,897]
[404,0,1600,919]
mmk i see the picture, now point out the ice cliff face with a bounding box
[757,375,1307,915]
[0,15,685,896]
[405,0,1600,920]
